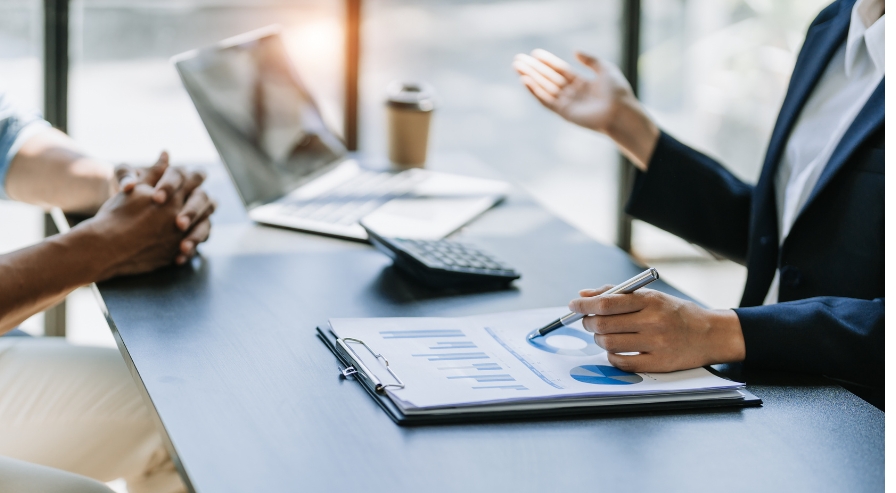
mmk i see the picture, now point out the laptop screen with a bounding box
[174,29,346,208]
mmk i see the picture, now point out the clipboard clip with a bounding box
[337,337,406,393]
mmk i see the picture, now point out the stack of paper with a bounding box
[328,307,746,416]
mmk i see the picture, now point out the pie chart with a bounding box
[570,365,643,385]
[526,326,602,357]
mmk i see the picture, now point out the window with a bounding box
[68,0,344,164]
[632,0,830,307]
[361,0,624,244]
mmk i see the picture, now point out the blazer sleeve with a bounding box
[734,297,885,389]
[625,132,753,263]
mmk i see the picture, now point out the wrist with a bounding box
[605,96,660,171]
[63,220,121,282]
[74,157,116,213]
[704,309,746,364]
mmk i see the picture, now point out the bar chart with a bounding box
[364,323,537,396]
[380,329,465,339]
[447,374,516,383]
[437,362,502,371]
[413,352,491,361]
[429,341,478,350]
[472,385,528,391]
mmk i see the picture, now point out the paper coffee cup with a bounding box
[386,81,435,168]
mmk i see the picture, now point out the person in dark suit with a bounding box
[513,0,884,396]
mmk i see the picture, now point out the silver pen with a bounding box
[528,268,660,340]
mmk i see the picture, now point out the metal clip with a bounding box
[339,365,358,379]
[337,337,406,393]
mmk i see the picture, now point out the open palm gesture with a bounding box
[513,49,634,133]
[513,49,658,170]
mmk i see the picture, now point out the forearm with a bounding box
[5,128,114,214]
[625,132,753,262]
[735,297,885,388]
[0,226,105,333]
[605,96,660,171]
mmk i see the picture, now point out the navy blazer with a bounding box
[626,0,884,390]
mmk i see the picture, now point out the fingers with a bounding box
[178,169,207,199]
[152,165,185,204]
[593,332,647,354]
[513,54,567,90]
[114,151,170,195]
[582,309,649,335]
[579,284,614,297]
[152,166,206,205]
[513,49,579,109]
[142,151,170,188]
[519,76,555,105]
[530,49,576,81]
[575,51,603,74]
[176,189,216,232]
[569,290,650,316]
[114,164,140,193]
[176,218,211,265]
[607,352,652,373]
[519,75,558,107]
[514,62,561,98]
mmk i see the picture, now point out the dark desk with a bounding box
[90,157,883,493]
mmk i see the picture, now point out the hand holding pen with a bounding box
[550,267,746,374]
[530,268,660,340]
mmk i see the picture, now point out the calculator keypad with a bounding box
[394,239,516,276]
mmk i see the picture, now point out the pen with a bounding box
[528,268,660,340]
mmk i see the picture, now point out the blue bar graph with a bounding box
[412,352,490,361]
[437,363,502,371]
[472,385,529,391]
[447,374,516,383]
[429,341,477,350]
[473,362,502,370]
[380,329,465,339]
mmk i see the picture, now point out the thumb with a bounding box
[143,151,170,187]
[115,164,139,193]
[575,51,602,74]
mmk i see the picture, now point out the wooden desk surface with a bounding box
[92,158,883,493]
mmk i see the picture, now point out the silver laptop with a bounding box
[172,26,508,240]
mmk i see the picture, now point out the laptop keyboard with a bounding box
[280,170,425,226]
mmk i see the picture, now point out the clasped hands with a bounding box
[80,151,216,280]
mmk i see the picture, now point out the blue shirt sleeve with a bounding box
[0,92,51,200]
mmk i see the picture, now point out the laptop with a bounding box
[172,26,508,240]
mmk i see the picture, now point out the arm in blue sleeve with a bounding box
[0,92,52,200]
[734,297,885,389]
[625,131,754,263]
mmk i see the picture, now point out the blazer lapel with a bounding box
[799,81,884,214]
[753,1,852,203]
[741,1,853,306]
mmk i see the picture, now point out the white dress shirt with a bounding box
[763,0,885,305]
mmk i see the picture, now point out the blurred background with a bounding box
[1,0,830,348]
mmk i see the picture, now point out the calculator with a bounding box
[362,225,521,289]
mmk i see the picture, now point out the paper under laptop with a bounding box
[328,307,745,415]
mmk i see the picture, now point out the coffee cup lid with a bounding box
[386,81,435,111]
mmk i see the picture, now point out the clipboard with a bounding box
[317,327,762,426]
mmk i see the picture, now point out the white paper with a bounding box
[329,307,743,412]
